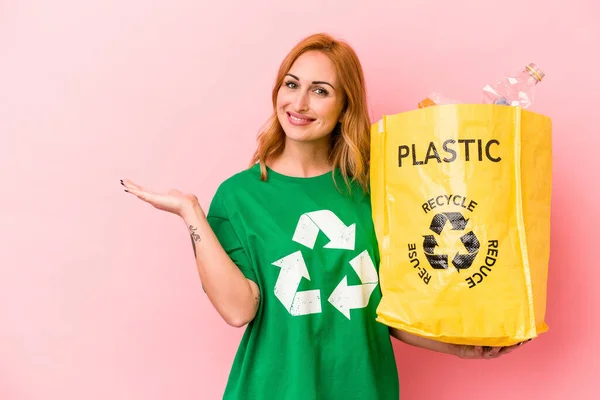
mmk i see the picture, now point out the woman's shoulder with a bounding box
[208,165,260,215]
[214,164,261,196]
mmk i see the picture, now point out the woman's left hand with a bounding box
[455,340,531,359]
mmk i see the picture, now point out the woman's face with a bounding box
[276,51,344,145]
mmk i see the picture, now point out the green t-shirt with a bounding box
[206,164,399,400]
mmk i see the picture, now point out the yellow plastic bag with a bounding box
[371,104,552,347]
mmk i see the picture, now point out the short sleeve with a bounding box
[206,189,257,283]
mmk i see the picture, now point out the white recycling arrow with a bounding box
[328,250,379,319]
[292,210,356,250]
[272,251,322,316]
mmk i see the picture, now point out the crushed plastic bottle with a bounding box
[482,63,545,109]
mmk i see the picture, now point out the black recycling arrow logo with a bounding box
[423,212,480,272]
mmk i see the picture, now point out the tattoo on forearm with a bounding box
[189,225,201,257]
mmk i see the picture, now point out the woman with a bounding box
[121,33,523,399]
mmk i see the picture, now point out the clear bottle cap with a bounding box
[525,63,545,82]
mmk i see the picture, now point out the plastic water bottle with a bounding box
[482,63,545,109]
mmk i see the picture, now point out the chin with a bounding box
[282,126,326,143]
[284,130,316,143]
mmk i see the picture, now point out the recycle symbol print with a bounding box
[272,210,379,320]
[422,212,481,272]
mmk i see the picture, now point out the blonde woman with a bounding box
[122,33,522,400]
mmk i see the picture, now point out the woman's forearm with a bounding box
[389,327,460,357]
[182,203,259,327]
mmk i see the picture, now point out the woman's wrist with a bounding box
[181,199,205,224]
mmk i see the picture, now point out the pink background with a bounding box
[1,0,598,399]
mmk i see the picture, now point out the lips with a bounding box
[286,111,315,126]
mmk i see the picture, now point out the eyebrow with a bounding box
[286,73,336,90]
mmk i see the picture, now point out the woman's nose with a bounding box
[293,90,309,112]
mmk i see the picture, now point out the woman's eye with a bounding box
[314,87,329,96]
[285,81,298,89]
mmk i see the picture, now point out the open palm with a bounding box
[121,179,198,217]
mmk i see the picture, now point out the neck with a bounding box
[268,137,332,178]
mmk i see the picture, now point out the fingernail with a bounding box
[120,180,124,186]
[124,189,129,193]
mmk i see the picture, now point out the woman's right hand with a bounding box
[120,179,200,218]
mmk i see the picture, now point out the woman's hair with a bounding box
[249,33,371,193]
